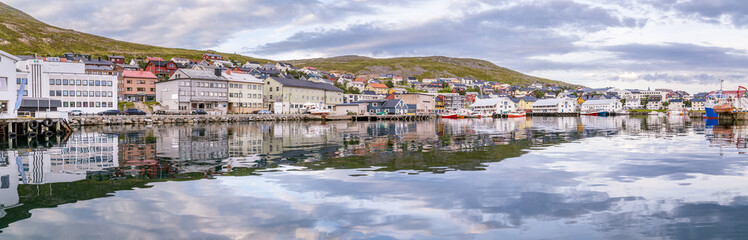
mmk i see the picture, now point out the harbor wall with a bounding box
[68,114,437,126]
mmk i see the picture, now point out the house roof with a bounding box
[382,99,403,108]
[532,98,571,106]
[116,64,140,70]
[369,83,388,89]
[669,99,683,102]
[692,98,706,102]
[362,90,377,95]
[123,70,158,79]
[470,97,512,107]
[581,99,618,106]
[224,72,262,84]
[85,65,112,71]
[170,69,225,81]
[271,77,343,92]
[148,60,171,67]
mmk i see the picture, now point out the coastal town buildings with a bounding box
[0,50,20,118]
[155,69,229,114]
[580,99,622,113]
[224,70,263,114]
[387,93,436,114]
[263,77,344,113]
[469,97,517,114]
[15,58,117,114]
[531,98,577,113]
[121,70,158,101]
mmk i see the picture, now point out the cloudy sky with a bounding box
[5,0,748,93]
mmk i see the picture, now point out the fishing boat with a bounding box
[597,111,609,117]
[302,103,331,115]
[580,110,598,116]
[507,110,526,118]
[441,111,459,119]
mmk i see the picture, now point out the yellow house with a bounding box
[365,83,389,95]
[517,97,537,111]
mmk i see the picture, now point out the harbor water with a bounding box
[0,116,747,239]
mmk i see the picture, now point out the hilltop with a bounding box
[0,2,571,86]
[288,55,571,86]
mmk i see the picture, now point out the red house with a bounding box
[144,60,178,80]
[107,55,125,64]
[202,53,223,61]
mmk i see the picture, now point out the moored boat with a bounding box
[507,110,526,118]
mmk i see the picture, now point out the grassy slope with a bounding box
[0,2,573,86]
[288,55,574,86]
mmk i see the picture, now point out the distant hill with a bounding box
[287,55,572,86]
[0,2,572,86]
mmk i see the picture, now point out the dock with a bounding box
[0,117,74,148]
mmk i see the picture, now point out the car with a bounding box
[124,108,147,115]
[191,109,208,115]
[69,110,84,116]
[252,110,272,115]
[98,110,121,116]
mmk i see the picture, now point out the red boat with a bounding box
[507,111,526,118]
[581,112,598,116]
[441,114,458,119]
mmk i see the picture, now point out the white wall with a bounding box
[0,51,18,118]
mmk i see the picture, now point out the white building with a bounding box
[625,97,642,109]
[691,99,705,111]
[469,97,517,114]
[647,99,663,110]
[156,69,229,114]
[668,99,685,111]
[531,98,577,113]
[580,99,622,113]
[0,50,20,118]
[16,59,117,114]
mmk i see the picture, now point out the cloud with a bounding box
[3,0,390,49]
[671,0,748,27]
[603,43,748,71]
[250,1,638,62]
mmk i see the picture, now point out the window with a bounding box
[83,91,88,97]
[50,79,55,85]
[63,79,68,85]
[63,102,69,107]
[95,80,101,86]
[77,91,82,96]
[83,80,88,86]
[76,80,81,85]
[56,79,61,85]
[50,90,55,96]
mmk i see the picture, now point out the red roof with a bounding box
[369,83,388,89]
[123,70,158,79]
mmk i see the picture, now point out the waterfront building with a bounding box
[16,59,117,114]
[365,83,389,95]
[356,99,409,115]
[122,70,157,101]
[580,99,622,113]
[469,97,517,114]
[155,69,229,114]
[387,93,436,114]
[440,94,467,111]
[531,98,577,113]
[334,102,367,115]
[647,99,663,110]
[517,96,537,111]
[625,97,642,109]
[224,70,263,114]
[262,77,343,113]
[668,99,684,111]
[0,49,20,118]
[691,98,705,111]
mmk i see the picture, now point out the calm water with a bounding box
[1,116,747,239]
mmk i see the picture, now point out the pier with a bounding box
[0,118,73,148]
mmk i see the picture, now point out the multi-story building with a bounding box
[16,59,117,114]
[122,70,158,101]
[144,60,178,80]
[107,55,126,64]
[580,99,622,113]
[155,69,228,113]
[202,53,223,61]
[343,92,385,103]
[647,99,663,110]
[224,70,263,114]
[387,93,436,114]
[691,98,705,111]
[469,97,517,114]
[0,49,20,118]
[668,99,685,111]
[365,83,389,95]
[263,77,344,113]
[441,94,467,111]
[531,98,577,113]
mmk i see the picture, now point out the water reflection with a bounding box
[1,116,747,239]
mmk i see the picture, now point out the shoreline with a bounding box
[68,114,438,126]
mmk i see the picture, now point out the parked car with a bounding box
[69,110,84,116]
[191,109,208,115]
[124,108,147,115]
[98,110,121,116]
[253,110,272,115]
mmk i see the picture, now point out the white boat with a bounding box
[302,103,330,115]
[507,110,526,118]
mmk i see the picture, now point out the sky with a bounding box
[5,0,748,93]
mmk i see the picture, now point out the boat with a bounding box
[597,111,609,117]
[507,110,526,118]
[441,111,458,119]
[302,103,331,115]
[581,110,598,116]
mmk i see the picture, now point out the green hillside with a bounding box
[0,1,572,86]
[288,55,571,86]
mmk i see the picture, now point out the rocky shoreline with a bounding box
[68,114,353,126]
